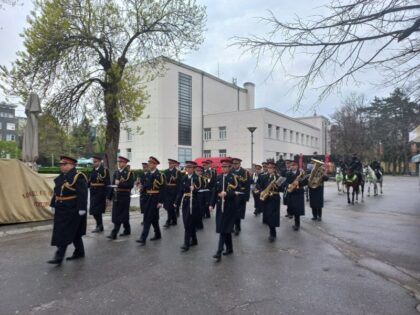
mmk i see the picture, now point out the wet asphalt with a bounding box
[0,176,419,315]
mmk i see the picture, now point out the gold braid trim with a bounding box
[227,174,238,192]
[61,172,87,195]
[153,173,165,190]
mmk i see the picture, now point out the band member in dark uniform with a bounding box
[106,156,135,240]
[202,160,216,219]
[252,164,263,216]
[136,156,165,246]
[136,162,149,225]
[175,160,182,218]
[209,159,238,262]
[48,156,88,265]
[232,158,251,236]
[163,159,181,228]
[283,156,308,231]
[195,165,206,230]
[175,161,202,251]
[261,161,282,242]
[308,161,329,221]
[89,155,110,233]
[282,159,292,218]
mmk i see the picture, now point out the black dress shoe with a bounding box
[107,234,117,240]
[180,245,189,252]
[163,223,170,228]
[136,239,146,246]
[150,235,161,241]
[311,217,317,221]
[268,236,275,242]
[119,232,131,237]
[234,230,240,236]
[91,226,104,233]
[47,258,63,265]
[317,217,322,221]
[66,253,85,261]
[222,249,233,256]
[213,252,222,262]
[293,225,300,231]
[189,240,198,247]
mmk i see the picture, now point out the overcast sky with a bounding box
[0,0,396,118]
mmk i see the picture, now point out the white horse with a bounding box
[364,165,378,196]
[336,166,344,193]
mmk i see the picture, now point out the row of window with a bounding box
[203,127,226,141]
[1,134,16,141]
[203,149,226,158]
[119,147,195,164]
[267,124,318,147]
[0,112,14,118]
[0,122,16,130]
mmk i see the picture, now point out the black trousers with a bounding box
[141,214,161,241]
[55,236,84,260]
[93,213,103,227]
[269,227,277,237]
[217,233,233,253]
[184,226,197,246]
[111,221,130,236]
[294,215,301,227]
[312,208,322,218]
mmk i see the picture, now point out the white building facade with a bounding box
[119,57,329,169]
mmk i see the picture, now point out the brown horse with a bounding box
[345,169,364,204]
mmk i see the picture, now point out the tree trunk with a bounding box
[104,88,120,175]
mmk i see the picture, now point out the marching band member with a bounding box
[231,158,251,236]
[107,156,135,240]
[163,159,181,228]
[210,159,238,262]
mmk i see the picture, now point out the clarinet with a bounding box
[221,175,225,214]
[190,177,193,215]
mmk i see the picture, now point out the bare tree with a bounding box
[232,0,420,106]
[330,93,374,161]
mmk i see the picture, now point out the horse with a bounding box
[335,166,344,193]
[364,165,378,196]
[344,169,364,204]
[374,168,384,194]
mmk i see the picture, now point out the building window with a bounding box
[0,122,2,129]
[204,128,212,141]
[283,129,287,141]
[203,150,211,158]
[178,147,192,163]
[126,148,132,161]
[311,136,314,147]
[306,135,309,145]
[219,149,227,157]
[268,124,272,138]
[6,123,15,131]
[290,130,293,142]
[290,153,293,159]
[127,129,133,141]
[296,132,299,144]
[219,126,227,140]
[276,126,280,139]
[178,72,192,146]
[6,134,15,141]
[301,134,304,144]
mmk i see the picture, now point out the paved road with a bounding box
[0,176,419,315]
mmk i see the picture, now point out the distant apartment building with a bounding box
[0,102,17,142]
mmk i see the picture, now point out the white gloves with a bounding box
[50,207,55,214]
[78,210,87,216]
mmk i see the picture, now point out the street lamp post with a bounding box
[247,127,257,170]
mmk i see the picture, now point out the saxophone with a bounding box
[260,176,278,201]
[287,170,305,193]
